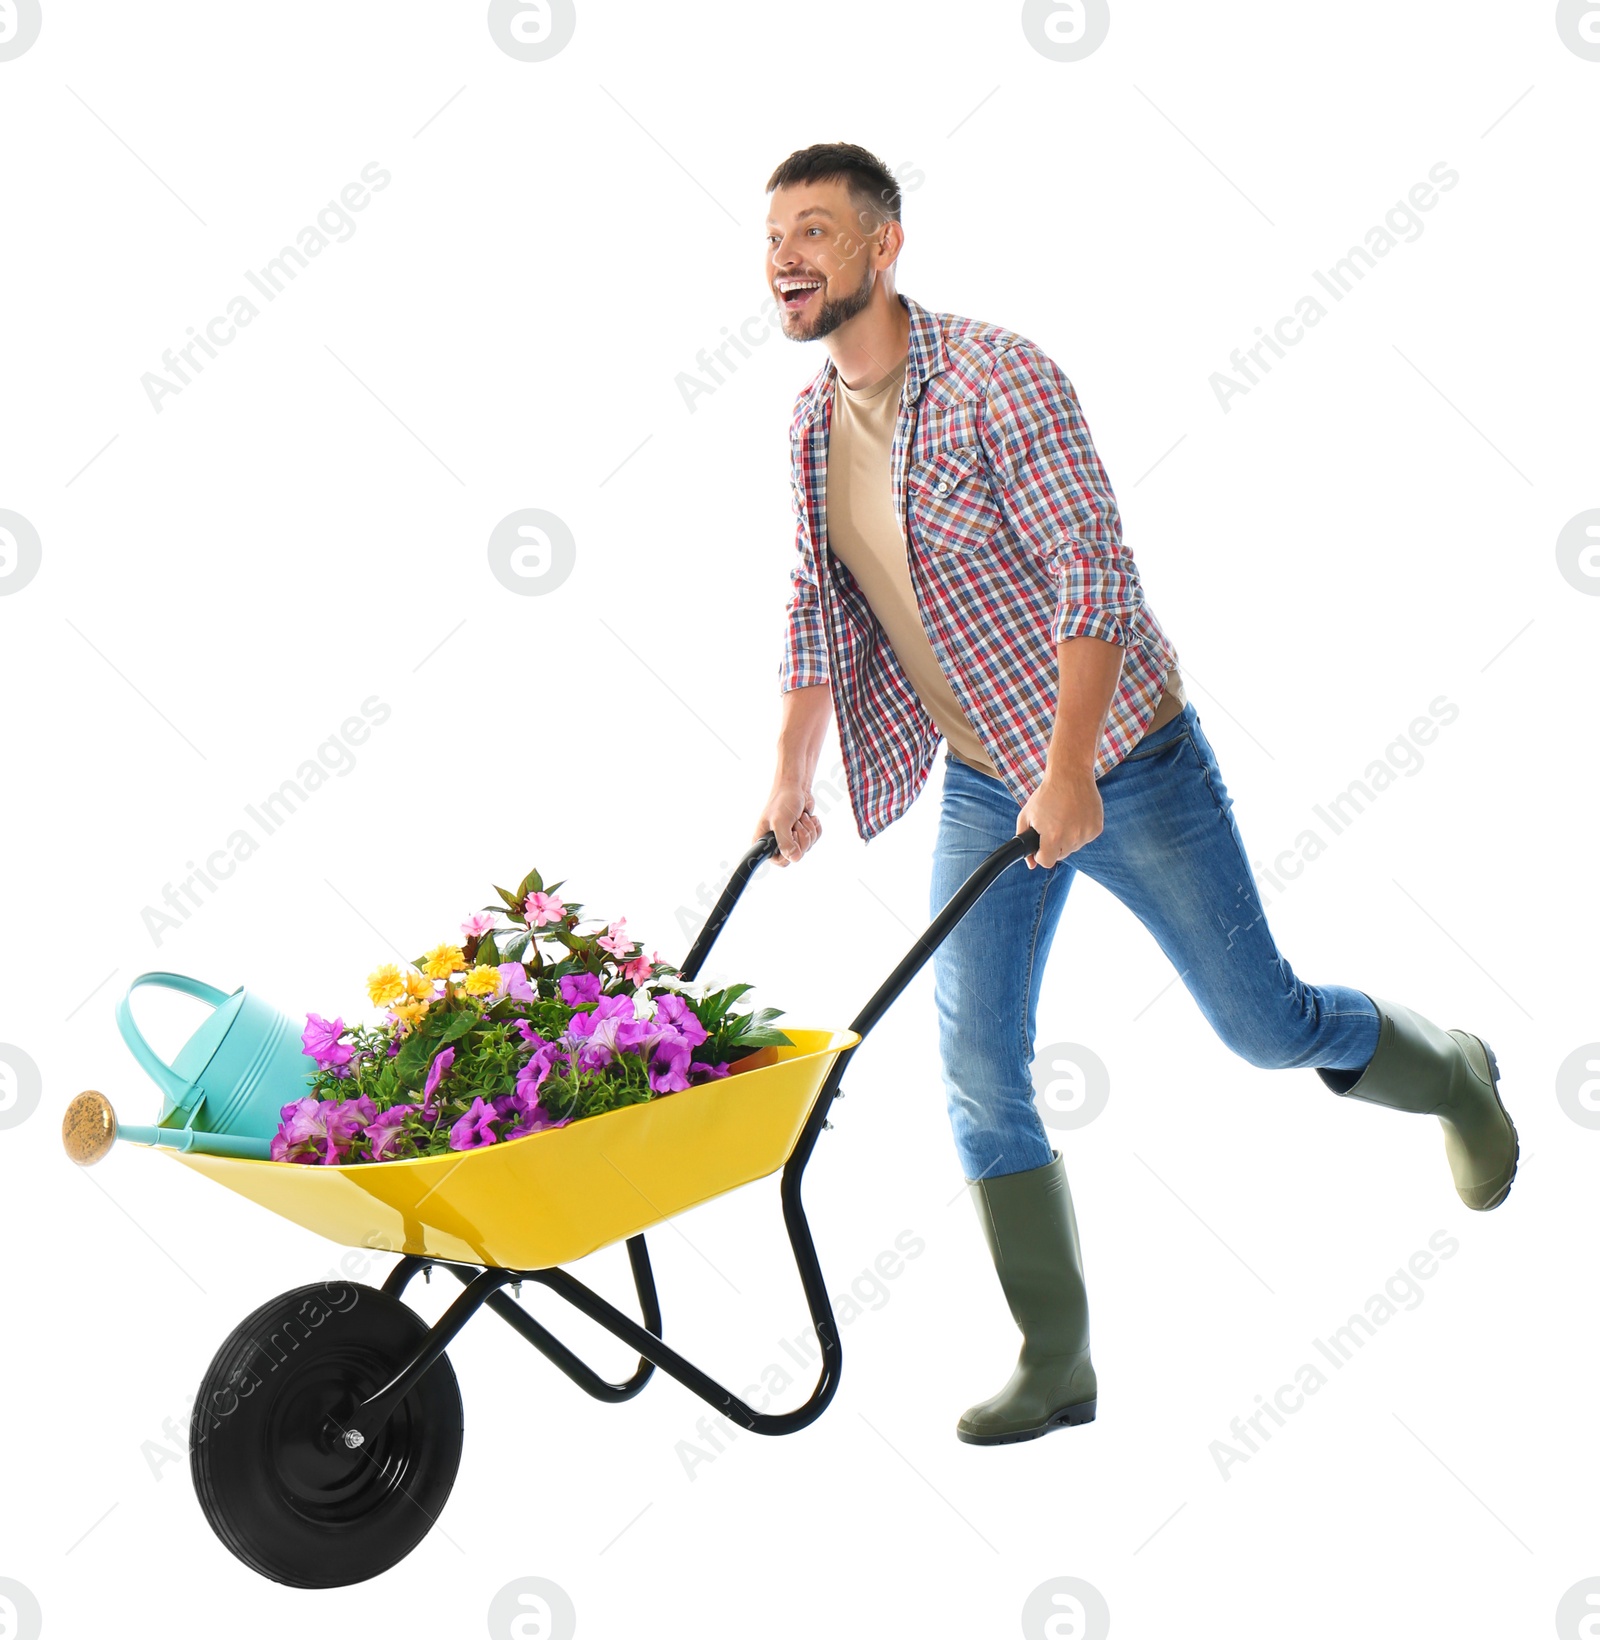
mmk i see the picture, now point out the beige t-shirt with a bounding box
[826,356,1001,776]
[824,355,1184,775]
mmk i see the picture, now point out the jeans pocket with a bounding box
[1120,701,1194,763]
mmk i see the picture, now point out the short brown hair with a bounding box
[765,141,902,226]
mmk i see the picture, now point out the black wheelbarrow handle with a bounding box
[680,826,1043,1044]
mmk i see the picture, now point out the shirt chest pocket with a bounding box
[906,446,1002,555]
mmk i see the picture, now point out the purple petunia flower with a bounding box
[496,963,536,1003]
[504,1102,571,1140]
[565,993,650,1070]
[272,1093,375,1165]
[648,1036,693,1094]
[302,1014,355,1073]
[688,1060,731,1082]
[365,1103,419,1162]
[420,1046,455,1120]
[515,1037,566,1100]
[498,1084,572,1140]
[650,993,708,1050]
[448,1096,500,1151]
[559,972,602,1007]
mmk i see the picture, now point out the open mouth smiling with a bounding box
[776,277,823,312]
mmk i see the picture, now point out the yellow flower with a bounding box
[462,965,501,998]
[392,999,430,1028]
[366,963,407,1007]
[403,970,435,1001]
[423,943,467,980]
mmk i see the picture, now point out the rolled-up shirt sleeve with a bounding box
[779,472,830,691]
[979,340,1145,649]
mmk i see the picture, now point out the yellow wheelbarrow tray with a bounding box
[78,827,1042,1589]
[168,1026,860,1272]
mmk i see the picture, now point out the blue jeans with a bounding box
[930,702,1381,1182]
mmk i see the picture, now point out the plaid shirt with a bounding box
[780,293,1181,841]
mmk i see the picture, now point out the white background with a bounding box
[1,2,1597,1636]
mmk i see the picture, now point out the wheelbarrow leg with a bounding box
[444,1235,663,1404]
[524,1133,845,1437]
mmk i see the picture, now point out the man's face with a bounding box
[765,179,885,342]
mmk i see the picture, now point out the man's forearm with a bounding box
[776,682,834,788]
[1042,636,1125,779]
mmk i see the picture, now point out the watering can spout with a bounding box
[62,1090,119,1166]
[62,1089,273,1164]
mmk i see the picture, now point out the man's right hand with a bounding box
[755,783,821,867]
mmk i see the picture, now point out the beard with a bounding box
[781,263,874,342]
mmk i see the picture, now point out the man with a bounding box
[751,143,1518,1446]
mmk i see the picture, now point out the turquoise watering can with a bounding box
[111,972,314,1160]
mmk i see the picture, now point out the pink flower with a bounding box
[461,911,497,940]
[597,919,633,957]
[525,891,567,927]
[621,949,659,987]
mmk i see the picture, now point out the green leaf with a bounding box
[516,867,545,902]
[477,931,500,966]
[733,1025,793,1048]
[500,929,530,961]
[437,1011,479,1045]
[395,1031,437,1082]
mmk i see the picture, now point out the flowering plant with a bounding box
[271,866,791,1165]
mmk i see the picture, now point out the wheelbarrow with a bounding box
[62,826,1042,1588]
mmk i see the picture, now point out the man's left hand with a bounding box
[1017,766,1104,869]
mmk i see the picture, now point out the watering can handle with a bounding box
[116,971,232,1108]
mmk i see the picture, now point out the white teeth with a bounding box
[778,279,822,294]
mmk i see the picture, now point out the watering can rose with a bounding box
[271,866,792,1165]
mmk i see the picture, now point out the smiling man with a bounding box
[750,143,1519,1447]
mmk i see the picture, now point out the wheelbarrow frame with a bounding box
[306,826,1044,1452]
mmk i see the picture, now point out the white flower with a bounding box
[651,973,714,1000]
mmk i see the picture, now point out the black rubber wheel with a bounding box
[189,1282,463,1587]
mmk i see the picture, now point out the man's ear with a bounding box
[876,219,905,269]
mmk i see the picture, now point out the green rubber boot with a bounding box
[956,1151,1098,1445]
[1317,994,1519,1211]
